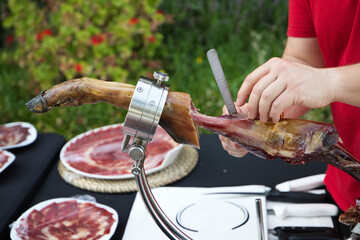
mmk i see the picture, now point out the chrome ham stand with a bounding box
[122,71,192,240]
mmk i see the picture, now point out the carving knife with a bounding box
[207,49,238,115]
[275,174,326,192]
[203,185,327,203]
[267,203,339,219]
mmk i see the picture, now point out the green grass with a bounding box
[0,0,332,140]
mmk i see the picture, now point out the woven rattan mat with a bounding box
[58,145,198,193]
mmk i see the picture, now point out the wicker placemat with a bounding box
[58,145,198,193]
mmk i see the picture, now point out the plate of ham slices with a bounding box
[0,150,15,173]
[0,122,37,150]
[10,198,118,240]
[60,124,183,179]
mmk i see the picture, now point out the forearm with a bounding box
[330,63,360,107]
[282,37,326,68]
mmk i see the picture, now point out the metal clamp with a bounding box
[122,72,192,240]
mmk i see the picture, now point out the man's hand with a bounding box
[236,57,335,122]
[219,105,248,157]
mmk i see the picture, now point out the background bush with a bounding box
[2,0,165,89]
[0,0,332,140]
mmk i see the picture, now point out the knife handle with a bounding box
[275,174,325,192]
[273,227,342,240]
[272,203,339,219]
[273,226,336,234]
[268,190,327,203]
[285,236,342,240]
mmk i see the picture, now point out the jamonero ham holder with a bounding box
[26,49,360,239]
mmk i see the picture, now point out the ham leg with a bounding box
[191,106,360,182]
[25,77,199,148]
[26,77,360,182]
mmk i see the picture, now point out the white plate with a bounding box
[176,199,249,232]
[0,150,15,173]
[0,122,37,150]
[10,198,118,240]
[60,124,182,179]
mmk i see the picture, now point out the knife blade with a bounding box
[207,49,238,115]
[267,203,339,219]
[204,188,327,203]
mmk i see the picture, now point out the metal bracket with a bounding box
[121,72,192,240]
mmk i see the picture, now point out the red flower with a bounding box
[34,87,41,95]
[156,10,164,15]
[91,34,105,45]
[7,35,14,44]
[129,17,139,25]
[42,29,52,36]
[147,35,156,43]
[36,33,42,41]
[75,64,82,73]
[36,29,52,41]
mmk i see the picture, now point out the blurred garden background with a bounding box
[0,0,332,140]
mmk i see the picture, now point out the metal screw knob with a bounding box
[132,167,141,175]
[128,145,145,161]
[153,71,169,84]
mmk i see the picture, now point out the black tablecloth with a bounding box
[0,134,352,239]
[0,133,66,239]
[0,134,340,239]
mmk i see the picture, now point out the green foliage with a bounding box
[2,0,164,90]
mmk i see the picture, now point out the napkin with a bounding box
[123,186,268,240]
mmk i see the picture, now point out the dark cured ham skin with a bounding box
[191,108,360,183]
[15,200,115,240]
[62,125,178,176]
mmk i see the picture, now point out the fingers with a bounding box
[219,135,248,158]
[236,58,279,107]
[235,58,302,122]
[257,80,287,122]
[220,107,248,157]
[269,90,294,122]
[222,105,229,114]
[222,104,249,115]
[237,103,249,115]
[246,73,277,120]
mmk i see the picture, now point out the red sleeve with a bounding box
[287,0,316,37]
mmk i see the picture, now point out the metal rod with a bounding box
[255,198,265,240]
[134,167,192,240]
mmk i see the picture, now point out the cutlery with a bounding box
[207,49,238,115]
[204,185,327,203]
[270,226,342,240]
[267,203,339,219]
[275,174,325,192]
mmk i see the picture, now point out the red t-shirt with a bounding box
[287,0,360,211]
